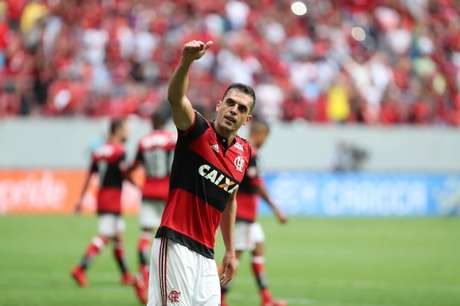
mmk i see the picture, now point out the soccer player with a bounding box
[71,118,134,287]
[147,40,254,306]
[130,109,176,304]
[221,120,288,306]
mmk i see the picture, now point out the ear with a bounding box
[216,100,222,112]
[242,114,253,126]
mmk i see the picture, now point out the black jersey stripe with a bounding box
[156,226,214,259]
[169,150,237,212]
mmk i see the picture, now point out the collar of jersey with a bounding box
[211,120,236,150]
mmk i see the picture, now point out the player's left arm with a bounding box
[74,171,92,214]
[119,152,138,187]
[126,145,143,187]
[74,160,96,214]
[220,190,238,286]
[256,183,288,224]
[250,149,287,224]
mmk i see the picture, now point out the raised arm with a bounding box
[167,40,213,131]
[219,190,238,286]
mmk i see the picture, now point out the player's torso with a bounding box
[92,142,125,214]
[171,127,250,211]
[139,130,176,200]
[92,142,125,189]
[158,116,251,258]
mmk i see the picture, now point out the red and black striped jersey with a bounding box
[156,112,252,259]
[236,148,263,223]
[90,142,126,214]
[133,130,176,201]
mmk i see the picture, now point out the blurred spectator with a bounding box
[326,72,351,123]
[0,0,459,126]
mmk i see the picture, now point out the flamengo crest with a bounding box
[234,156,245,172]
[168,290,180,303]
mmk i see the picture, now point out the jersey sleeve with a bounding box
[176,111,209,147]
[246,154,263,188]
[89,155,98,173]
[133,142,144,166]
[117,150,128,173]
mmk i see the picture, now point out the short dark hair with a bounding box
[151,107,169,130]
[109,118,126,135]
[222,83,256,112]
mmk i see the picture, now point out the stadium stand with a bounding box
[0,0,459,125]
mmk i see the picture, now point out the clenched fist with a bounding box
[182,40,213,62]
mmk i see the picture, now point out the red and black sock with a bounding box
[221,284,230,304]
[137,232,151,280]
[252,256,272,302]
[79,236,108,270]
[113,240,129,274]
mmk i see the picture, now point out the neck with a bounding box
[213,122,236,144]
[249,138,261,149]
[108,135,120,144]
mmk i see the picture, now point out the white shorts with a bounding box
[234,221,265,251]
[97,214,125,237]
[147,238,220,306]
[140,199,165,229]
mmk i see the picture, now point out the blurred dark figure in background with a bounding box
[332,141,368,172]
[71,118,134,288]
[129,108,176,304]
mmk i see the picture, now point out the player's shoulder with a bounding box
[140,129,176,149]
[234,136,252,157]
[111,143,126,158]
[111,142,125,152]
[193,110,212,131]
[162,129,177,142]
[94,143,113,156]
[93,142,124,159]
[177,110,211,139]
[235,135,249,145]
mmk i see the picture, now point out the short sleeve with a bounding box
[177,111,210,147]
[247,154,262,187]
[134,143,144,164]
[89,157,98,173]
[119,151,126,161]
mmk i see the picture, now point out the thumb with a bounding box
[204,41,214,50]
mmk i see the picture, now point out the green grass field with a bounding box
[0,216,459,306]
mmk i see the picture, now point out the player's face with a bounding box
[215,89,253,134]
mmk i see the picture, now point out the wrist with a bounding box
[180,57,194,66]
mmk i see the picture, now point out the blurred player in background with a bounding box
[147,40,254,306]
[71,118,134,287]
[221,120,288,306]
[129,109,176,304]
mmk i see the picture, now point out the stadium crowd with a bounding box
[0,0,459,125]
